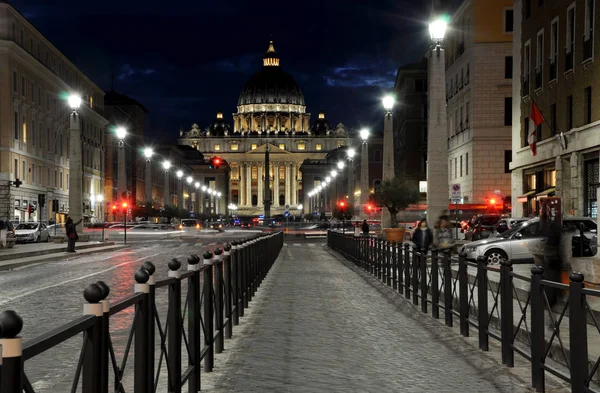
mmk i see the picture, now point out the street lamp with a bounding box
[115,127,128,203]
[427,15,449,223]
[382,95,395,113]
[346,148,356,209]
[330,170,337,178]
[337,161,345,170]
[66,94,84,230]
[143,147,153,207]
[360,128,369,142]
[381,94,396,229]
[163,161,171,207]
[360,128,370,217]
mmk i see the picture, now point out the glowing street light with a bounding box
[143,147,153,159]
[337,161,345,170]
[116,127,127,141]
[68,94,81,111]
[360,128,369,141]
[347,148,355,159]
[163,161,171,170]
[186,176,193,184]
[382,95,395,112]
[429,17,448,43]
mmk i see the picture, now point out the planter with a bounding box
[383,228,406,243]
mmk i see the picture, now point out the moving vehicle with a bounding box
[14,222,50,243]
[461,217,597,265]
[464,214,502,241]
[179,219,200,231]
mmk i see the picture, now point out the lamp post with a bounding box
[427,16,449,223]
[381,95,395,228]
[346,148,355,215]
[359,128,370,217]
[194,182,201,215]
[116,127,127,201]
[163,161,171,207]
[67,94,83,232]
[143,147,153,207]
[186,176,193,210]
[176,170,183,209]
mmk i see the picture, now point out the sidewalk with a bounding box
[0,241,125,270]
[199,243,544,392]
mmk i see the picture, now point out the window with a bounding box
[524,117,530,147]
[32,122,35,146]
[454,158,457,178]
[585,86,592,124]
[14,111,19,140]
[465,101,469,127]
[460,155,463,177]
[524,40,531,95]
[59,171,63,189]
[536,30,544,89]
[251,167,257,180]
[21,76,26,97]
[504,9,514,33]
[504,150,512,173]
[230,143,239,151]
[466,153,469,176]
[316,143,322,151]
[526,0,531,19]
[567,95,574,129]
[567,4,576,56]
[47,128,50,152]
[54,170,57,188]
[14,159,18,178]
[550,18,559,80]
[251,143,257,150]
[550,104,557,135]
[31,82,34,103]
[297,143,306,151]
[545,169,556,187]
[278,144,285,150]
[415,79,426,92]
[38,122,42,148]
[504,97,512,126]
[214,144,220,151]
[505,56,513,78]
[585,0,594,40]
[22,116,26,143]
[13,71,17,92]
[89,96,93,108]
[66,174,69,190]
[336,141,345,148]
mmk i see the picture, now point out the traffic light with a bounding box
[209,157,222,169]
[489,198,496,205]
[338,201,346,208]
[38,194,46,207]
[13,178,22,188]
[121,202,128,210]
[112,204,117,212]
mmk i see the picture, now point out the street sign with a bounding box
[451,184,461,199]
[451,197,461,204]
[284,211,290,218]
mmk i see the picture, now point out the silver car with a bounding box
[461,217,597,265]
[14,222,50,243]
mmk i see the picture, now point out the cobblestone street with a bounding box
[202,243,543,392]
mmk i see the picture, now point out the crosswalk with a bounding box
[283,243,319,247]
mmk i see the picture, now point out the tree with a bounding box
[371,178,420,228]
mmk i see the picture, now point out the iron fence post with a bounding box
[404,243,411,299]
[386,241,392,287]
[231,242,240,326]
[530,265,545,392]
[420,249,428,313]
[214,249,225,354]
[476,256,489,351]
[133,268,150,393]
[247,238,254,303]
[568,272,587,393]
[240,240,248,314]
[97,281,110,393]
[431,248,439,319]
[0,310,23,393]
[82,283,103,393]
[142,261,156,392]
[392,241,398,290]
[188,254,201,392]
[458,252,469,337]
[500,259,514,367]
[412,247,419,305]
[224,244,233,339]
[203,252,215,372]
[443,250,453,327]
[370,237,375,276]
[397,242,403,293]
[167,259,182,393]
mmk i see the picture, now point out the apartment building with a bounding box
[511,0,599,219]
[0,2,108,223]
[444,0,514,205]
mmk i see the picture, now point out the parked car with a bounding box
[14,222,50,243]
[461,217,597,265]
[464,214,502,241]
[490,218,529,237]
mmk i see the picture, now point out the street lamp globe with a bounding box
[297,204,303,210]
[201,185,207,192]
[163,161,171,170]
[347,148,355,159]
[429,17,448,42]
[337,161,345,170]
[217,192,222,198]
[382,95,395,111]
[330,170,337,178]
[186,176,193,184]
[195,182,200,188]
[116,127,127,140]
[97,194,104,203]
[326,176,332,183]
[143,147,154,159]
[176,170,183,179]
[360,128,369,141]
[68,94,82,111]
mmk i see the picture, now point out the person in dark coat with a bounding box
[65,217,82,252]
[361,220,370,236]
[412,219,434,252]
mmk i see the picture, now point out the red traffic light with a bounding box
[367,204,373,211]
[489,198,496,205]
[339,201,345,207]
[112,205,117,211]
[214,158,221,165]
[122,202,128,209]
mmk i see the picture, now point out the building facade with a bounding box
[0,2,108,224]
[511,0,599,219]
[444,0,514,205]
[178,42,356,217]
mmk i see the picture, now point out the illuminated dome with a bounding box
[237,41,305,107]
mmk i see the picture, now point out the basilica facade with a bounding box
[178,41,353,216]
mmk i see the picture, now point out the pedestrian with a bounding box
[49,217,55,226]
[412,219,433,252]
[0,219,7,248]
[542,218,563,308]
[434,215,455,250]
[361,219,370,236]
[65,217,82,252]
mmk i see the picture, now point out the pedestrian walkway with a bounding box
[201,244,534,392]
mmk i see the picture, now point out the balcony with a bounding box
[535,70,542,90]
[522,78,530,97]
[565,51,574,73]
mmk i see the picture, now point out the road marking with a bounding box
[0,254,153,307]
[286,248,295,260]
[308,243,316,247]
[294,243,301,247]
[179,243,186,248]
[283,243,288,246]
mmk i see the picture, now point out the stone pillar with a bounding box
[285,163,291,207]
[291,162,297,205]
[145,159,152,204]
[246,164,252,206]
[258,164,263,208]
[382,111,395,228]
[360,142,369,210]
[239,163,245,206]
[511,169,524,218]
[68,111,83,232]
[426,46,449,223]
[196,191,201,215]
[273,162,280,207]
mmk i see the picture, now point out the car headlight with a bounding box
[464,246,478,253]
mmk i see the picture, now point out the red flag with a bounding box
[528,101,544,156]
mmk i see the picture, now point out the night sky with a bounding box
[11,0,460,143]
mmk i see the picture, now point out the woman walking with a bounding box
[66,217,82,252]
[412,219,433,252]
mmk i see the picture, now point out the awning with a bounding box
[517,190,536,203]
[535,187,556,200]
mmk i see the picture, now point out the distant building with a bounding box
[443,0,514,205]
[511,0,599,219]
[0,2,108,223]
[393,59,428,191]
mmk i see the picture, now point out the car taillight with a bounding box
[196,224,200,229]
[178,224,182,230]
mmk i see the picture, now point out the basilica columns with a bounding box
[291,162,298,206]
[285,163,291,207]
[273,162,280,208]
[239,163,245,206]
[257,164,264,207]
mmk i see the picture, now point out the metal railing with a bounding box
[0,231,283,393]
[328,231,599,393]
